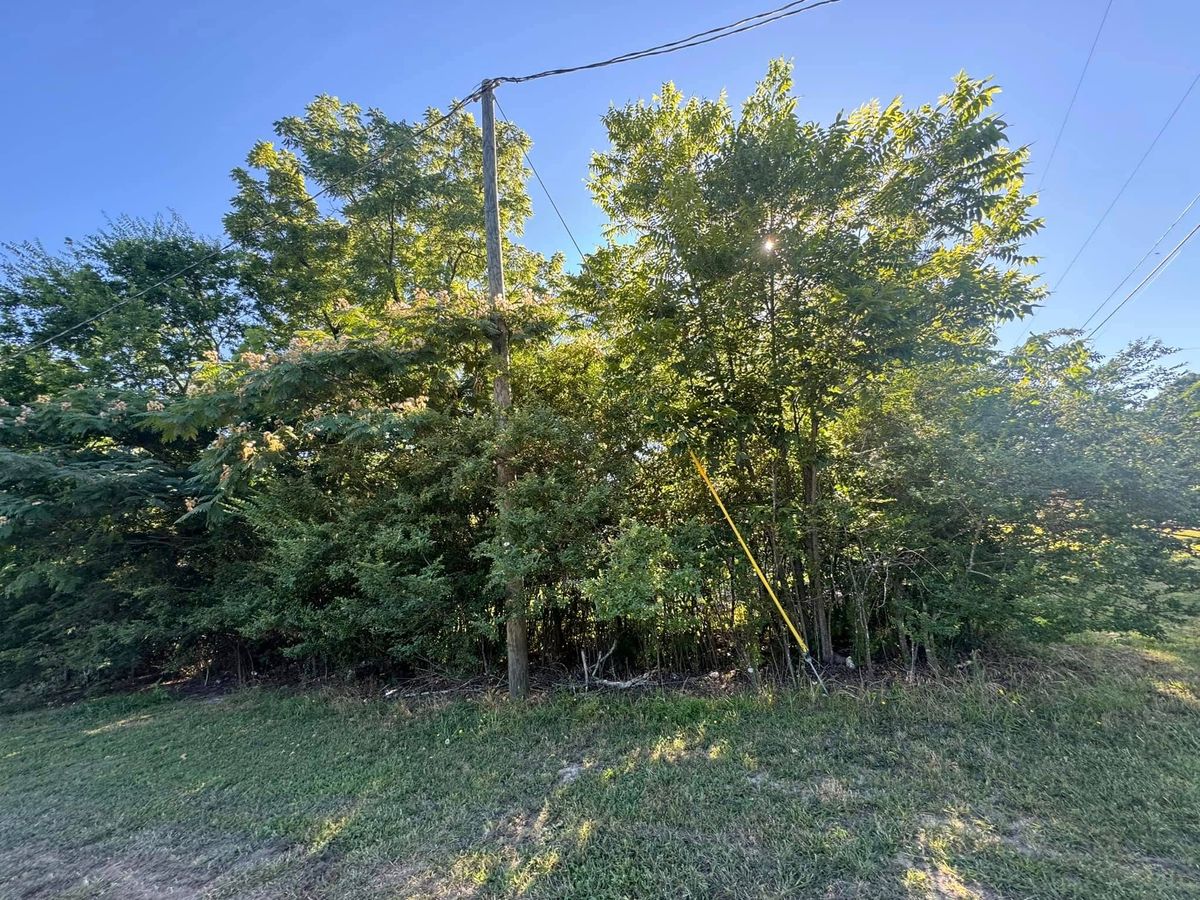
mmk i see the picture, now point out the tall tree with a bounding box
[1,214,252,395]
[224,95,558,337]
[587,61,1042,660]
[0,218,249,689]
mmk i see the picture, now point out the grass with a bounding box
[2,624,1199,899]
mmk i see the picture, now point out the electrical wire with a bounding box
[1078,185,1200,330]
[1038,0,1113,191]
[493,94,611,327]
[6,0,851,359]
[9,0,848,358]
[1054,69,1200,290]
[493,95,590,264]
[489,0,842,87]
[492,97,590,264]
[489,0,845,291]
[1086,220,1200,339]
[4,84,485,361]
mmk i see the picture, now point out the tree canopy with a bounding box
[2,64,1196,694]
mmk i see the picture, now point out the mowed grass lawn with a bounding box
[2,623,1199,899]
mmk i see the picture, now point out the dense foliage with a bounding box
[2,65,1197,692]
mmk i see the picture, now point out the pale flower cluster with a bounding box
[212,423,247,450]
[275,335,318,363]
[391,396,428,414]
[99,399,129,420]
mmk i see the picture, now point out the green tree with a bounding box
[0,219,248,689]
[224,95,560,336]
[586,61,1042,660]
[1,214,252,395]
[2,72,1196,696]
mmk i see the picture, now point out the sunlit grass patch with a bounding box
[82,713,154,735]
[2,619,1199,899]
[1153,678,1199,707]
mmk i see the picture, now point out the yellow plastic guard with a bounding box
[688,449,811,657]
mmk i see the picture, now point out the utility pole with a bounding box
[480,79,529,700]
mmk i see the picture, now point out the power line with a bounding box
[487,0,845,294]
[490,0,842,87]
[8,0,848,357]
[1038,0,1113,191]
[4,85,485,362]
[1086,220,1200,339]
[1054,69,1200,290]
[1079,185,1200,330]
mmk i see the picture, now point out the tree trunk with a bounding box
[804,408,832,662]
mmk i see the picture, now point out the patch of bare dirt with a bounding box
[0,821,290,900]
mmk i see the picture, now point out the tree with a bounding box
[0,219,249,690]
[151,96,569,684]
[2,72,1195,696]
[586,61,1042,661]
[1,214,252,395]
[224,94,559,335]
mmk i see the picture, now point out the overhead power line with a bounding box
[489,0,843,290]
[493,95,611,314]
[1054,69,1200,291]
[5,86,484,361]
[1086,220,1200,339]
[1079,185,1200,330]
[1038,0,1114,191]
[490,0,842,87]
[8,0,848,357]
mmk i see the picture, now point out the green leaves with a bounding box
[1,68,1195,693]
[1,215,251,396]
[225,94,553,337]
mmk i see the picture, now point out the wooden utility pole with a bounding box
[480,80,529,699]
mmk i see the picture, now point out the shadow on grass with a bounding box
[2,621,1199,898]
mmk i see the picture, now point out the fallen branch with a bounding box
[384,687,456,698]
[590,674,651,690]
[581,641,617,689]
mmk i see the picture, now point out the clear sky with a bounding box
[3,0,1197,368]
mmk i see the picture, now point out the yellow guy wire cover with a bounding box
[688,449,810,657]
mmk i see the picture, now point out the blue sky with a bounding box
[3,0,1197,367]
